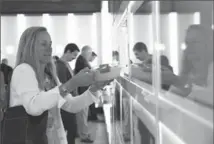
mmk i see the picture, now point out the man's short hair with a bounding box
[64,43,80,54]
[81,45,91,52]
[160,55,169,66]
[133,42,148,53]
[92,52,97,57]
[53,56,59,60]
[112,51,119,56]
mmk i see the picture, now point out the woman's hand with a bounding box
[60,68,96,95]
[89,80,113,92]
[73,68,95,87]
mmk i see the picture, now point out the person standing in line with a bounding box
[53,56,59,63]
[54,43,80,144]
[0,58,13,87]
[112,51,119,66]
[0,71,6,143]
[74,46,94,143]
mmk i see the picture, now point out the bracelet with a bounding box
[59,85,68,98]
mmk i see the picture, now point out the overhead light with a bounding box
[128,13,134,56]
[6,45,15,55]
[181,43,186,50]
[42,14,53,38]
[42,14,51,28]
[149,14,154,53]
[169,12,179,75]
[101,1,113,64]
[155,43,165,51]
[92,13,97,51]
[128,1,136,12]
[101,1,108,13]
[193,12,200,24]
[1,54,6,59]
[67,13,76,43]
[17,14,26,43]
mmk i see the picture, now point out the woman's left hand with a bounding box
[89,80,113,92]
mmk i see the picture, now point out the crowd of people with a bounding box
[0,23,213,144]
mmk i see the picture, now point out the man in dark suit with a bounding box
[55,43,80,144]
[0,58,13,86]
[74,46,93,143]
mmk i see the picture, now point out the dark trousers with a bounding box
[1,106,48,144]
[88,104,97,120]
[114,88,121,120]
[61,110,76,144]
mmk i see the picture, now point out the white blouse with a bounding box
[10,63,97,115]
[9,63,98,143]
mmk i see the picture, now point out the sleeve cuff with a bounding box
[52,86,67,108]
[88,90,99,103]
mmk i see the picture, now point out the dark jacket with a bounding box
[55,59,72,84]
[0,63,13,85]
[0,71,6,121]
[74,55,91,95]
[55,59,77,136]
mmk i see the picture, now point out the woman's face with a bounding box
[35,31,52,64]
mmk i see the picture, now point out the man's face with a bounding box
[84,48,92,61]
[134,50,147,61]
[113,55,119,61]
[90,55,96,62]
[66,50,79,62]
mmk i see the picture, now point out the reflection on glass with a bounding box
[121,89,131,143]
[129,1,156,144]
[159,1,213,144]
[111,1,213,144]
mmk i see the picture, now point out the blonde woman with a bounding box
[1,27,106,144]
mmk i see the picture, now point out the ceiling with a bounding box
[1,0,102,14]
[1,0,212,15]
[136,1,213,14]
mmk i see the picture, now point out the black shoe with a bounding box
[124,137,131,142]
[123,135,131,142]
[81,138,94,143]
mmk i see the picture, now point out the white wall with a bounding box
[101,1,113,64]
[1,13,101,68]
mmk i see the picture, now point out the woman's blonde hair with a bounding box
[16,26,58,89]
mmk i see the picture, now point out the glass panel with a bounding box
[128,1,157,144]
[121,87,132,144]
[158,1,213,144]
